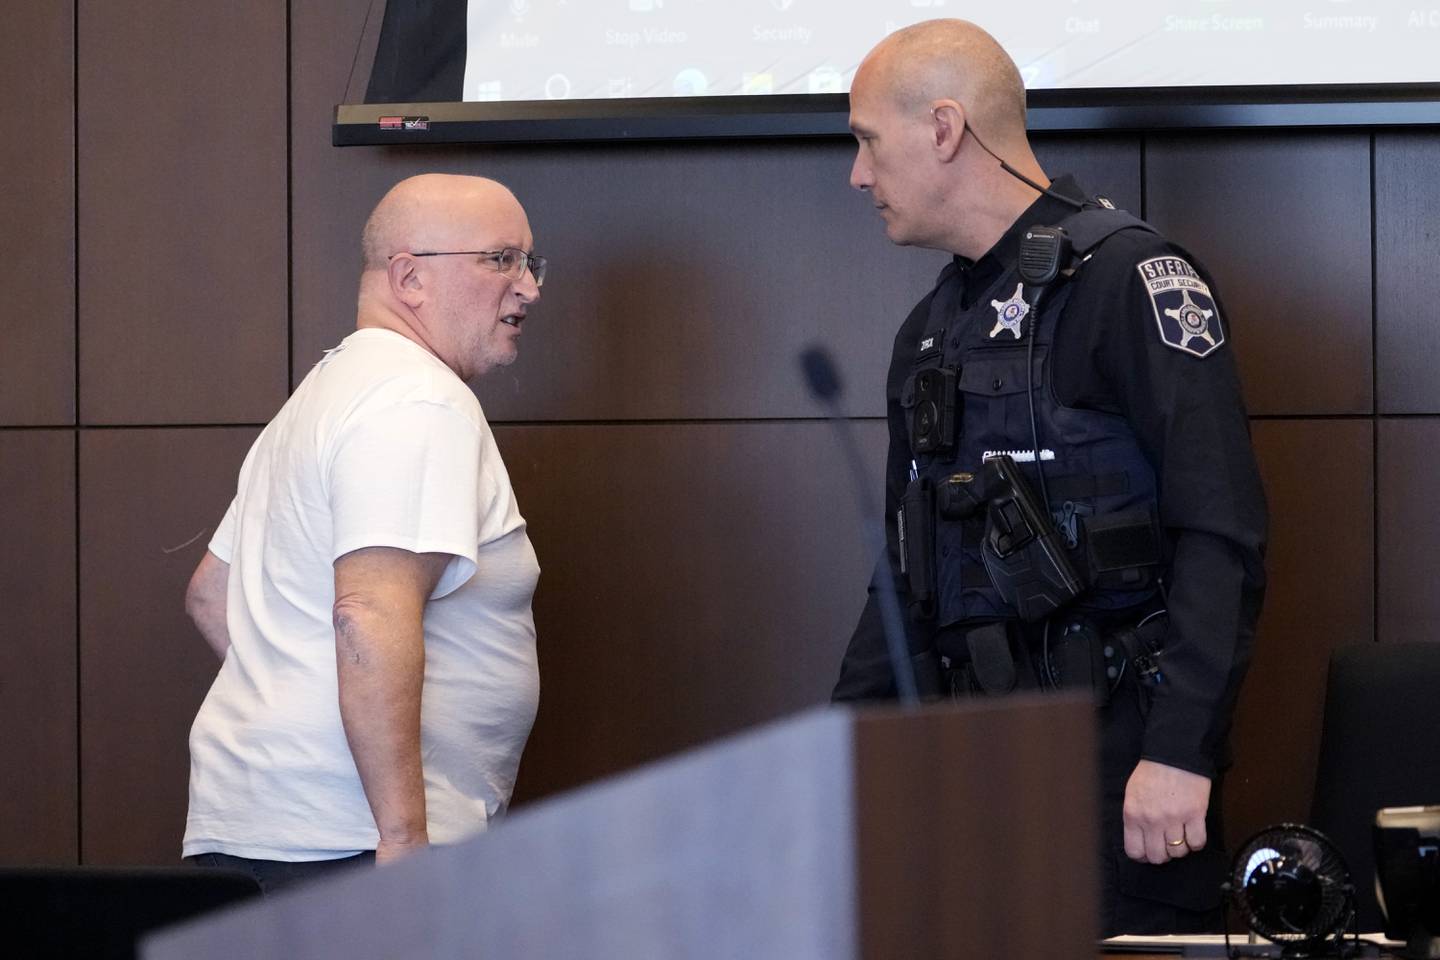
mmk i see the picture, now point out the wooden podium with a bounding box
[144,698,1098,959]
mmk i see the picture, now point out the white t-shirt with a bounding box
[183,328,540,861]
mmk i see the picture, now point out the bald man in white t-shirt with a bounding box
[182,174,546,893]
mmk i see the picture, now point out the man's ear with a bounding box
[930,99,966,162]
[387,254,425,307]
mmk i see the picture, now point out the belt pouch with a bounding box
[965,621,1017,695]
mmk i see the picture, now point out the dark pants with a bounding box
[187,851,375,897]
[939,622,1228,936]
[1097,675,1228,937]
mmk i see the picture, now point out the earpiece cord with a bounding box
[964,123,1087,212]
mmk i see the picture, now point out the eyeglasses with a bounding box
[398,247,547,286]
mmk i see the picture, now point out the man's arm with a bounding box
[185,550,232,660]
[833,290,938,702]
[332,545,450,865]
[1125,526,1261,863]
[1059,234,1267,863]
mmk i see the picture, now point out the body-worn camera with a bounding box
[907,366,959,455]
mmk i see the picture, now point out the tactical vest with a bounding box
[901,205,1165,628]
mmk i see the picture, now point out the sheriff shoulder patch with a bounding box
[1136,256,1225,358]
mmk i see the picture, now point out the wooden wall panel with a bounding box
[1145,133,1372,417]
[1033,134,1142,216]
[0,4,75,425]
[1377,418,1440,644]
[1224,419,1373,850]
[1375,132,1440,414]
[498,420,888,804]
[292,2,1144,424]
[290,134,949,421]
[0,432,78,863]
[77,1,288,425]
[287,132,1139,423]
[288,0,393,384]
[79,427,260,864]
[0,0,1399,872]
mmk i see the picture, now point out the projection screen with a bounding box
[336,0,1440,144]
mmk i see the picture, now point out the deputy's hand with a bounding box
[376,834,429,866]
[1123,759,1211,864]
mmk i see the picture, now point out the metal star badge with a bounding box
[989,283,1029,340]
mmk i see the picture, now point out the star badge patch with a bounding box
[989,283,1029,340]
[1136,256,1225,358]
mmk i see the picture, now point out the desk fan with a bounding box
[1226,823,1356,958]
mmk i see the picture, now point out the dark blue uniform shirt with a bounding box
[834,175,1267,781]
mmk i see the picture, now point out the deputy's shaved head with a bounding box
[847,19,1049,258]
[857,19,1028,149]
[360,174,522,271]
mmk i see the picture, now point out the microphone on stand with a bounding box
[800,346,919,707]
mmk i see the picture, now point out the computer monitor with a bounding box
[1374,805,1440,959]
